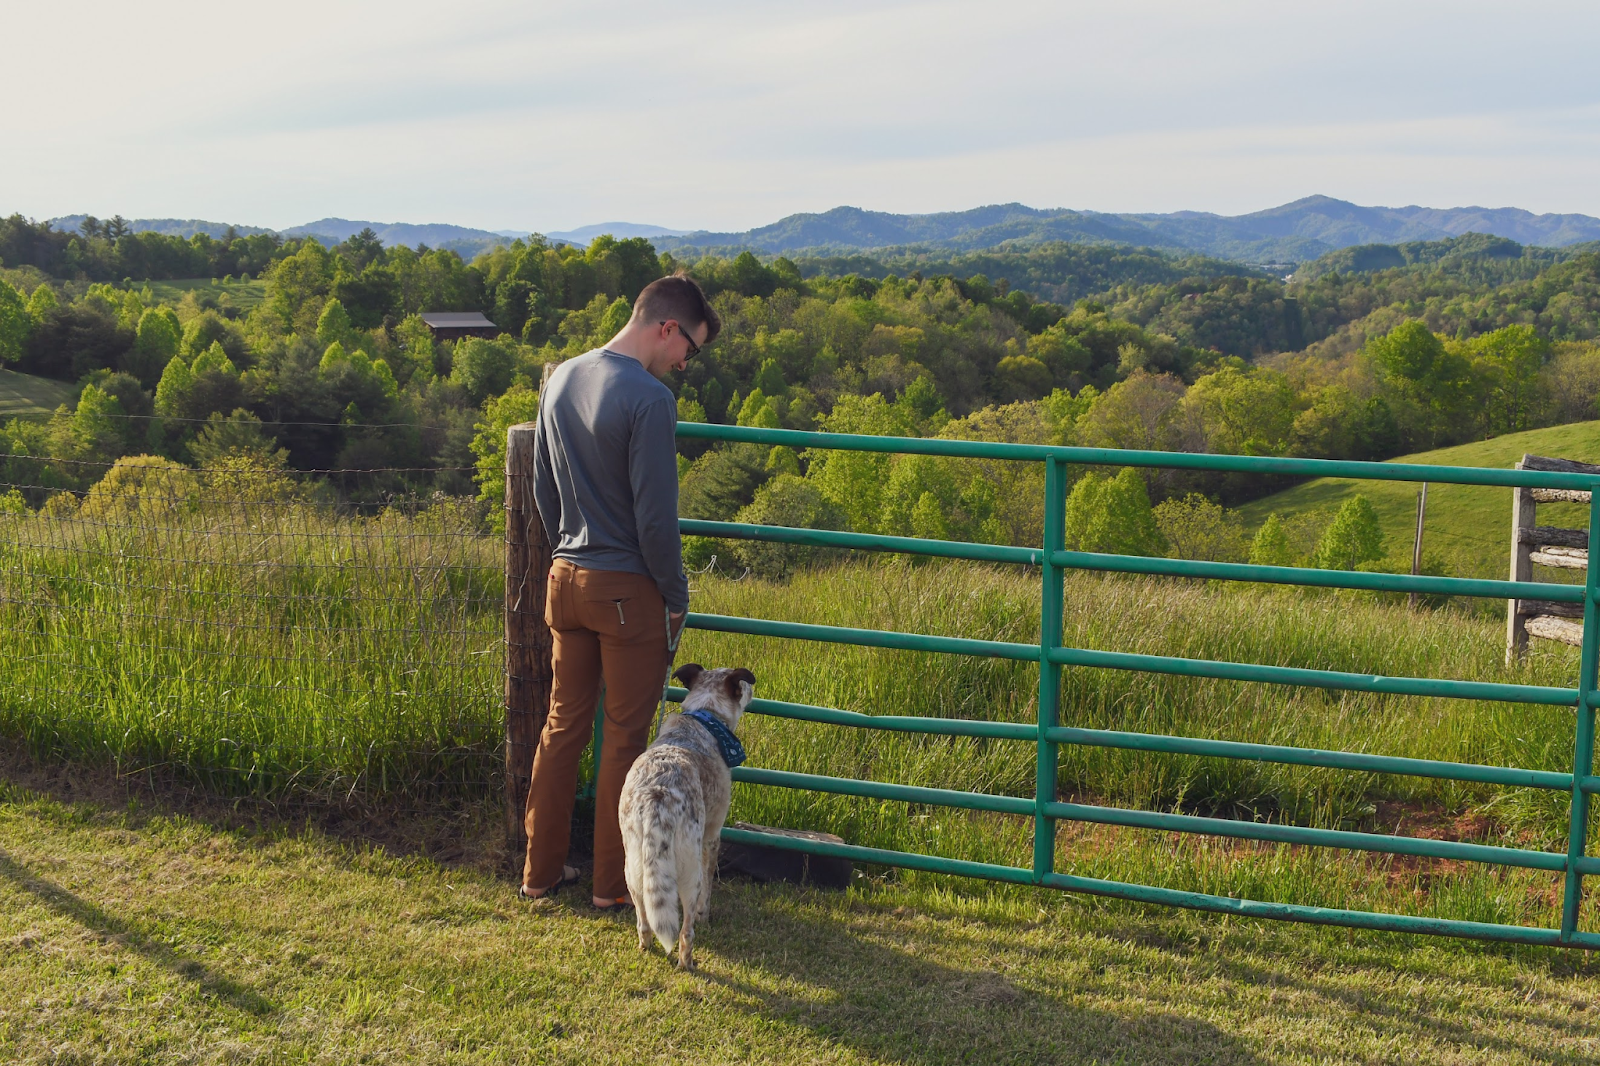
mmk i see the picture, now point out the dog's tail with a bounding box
[639,806,706,956]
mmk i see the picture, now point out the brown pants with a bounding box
[523,559,671,901]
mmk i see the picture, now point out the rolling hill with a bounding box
[660,196,1600,264]
[1237,422,1600,583]
[0,368,74,422]
[41,196,1600,267]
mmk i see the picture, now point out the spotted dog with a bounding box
[618,664,754,970]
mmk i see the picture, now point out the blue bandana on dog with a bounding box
[681,708,746,768]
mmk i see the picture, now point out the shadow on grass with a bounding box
[0,847,278,1018]
[692,889,1266,1066]
[0,749,518,878]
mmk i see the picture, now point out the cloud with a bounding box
[3,0,1598,229]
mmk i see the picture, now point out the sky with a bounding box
[4,0,1599,233]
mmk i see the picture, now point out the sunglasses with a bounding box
[661,320,701,360]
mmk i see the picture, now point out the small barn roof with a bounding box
[420,312,497,328]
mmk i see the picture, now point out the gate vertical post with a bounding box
[505,422,554,865]
[1506,460,1535,665]
[1560,490,1600,940]
[1034,456,1066,882]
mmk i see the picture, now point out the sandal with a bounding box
[592,895,633,912]
[519,865,580,902]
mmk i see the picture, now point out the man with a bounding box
[522,271,720,910]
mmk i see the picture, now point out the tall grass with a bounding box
[684,560,1596,930]
[2,499,1595,931]
[0,494,503,797]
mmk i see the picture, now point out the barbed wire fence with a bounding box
[0,446,508,807]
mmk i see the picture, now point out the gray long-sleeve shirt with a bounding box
[532,349,689,613]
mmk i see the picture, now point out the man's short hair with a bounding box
[634,271,721,345]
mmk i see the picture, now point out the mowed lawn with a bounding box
[144,277,268,310]
[1239,421,1600,581]
[3,765,1600,1065]
[0,369,74,422]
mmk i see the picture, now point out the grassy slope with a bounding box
[0,368,74,422]
[4,771,1600,1066]
[1238,421,1600,580]
[144,277,268,310]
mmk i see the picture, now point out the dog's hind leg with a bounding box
[674,818,702,970]
[696,835,719,922]
[677,915,694,972]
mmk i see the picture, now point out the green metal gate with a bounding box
[671,421,1600,949]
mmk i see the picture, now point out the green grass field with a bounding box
[3,492,1597,934]
[1238,421,1600,582]
[5,765,1600,1065]
[144,276,268,311]
[8,483,1600,1057]
[0,368,75,422]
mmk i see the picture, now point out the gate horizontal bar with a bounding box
[665,686,1037,741]
[1048,725,1574,790]
[677,422,1600,491]
[685,612,1041,661]
[680,517,1575,602]
[720,825,1039,884]
[1050,550,1582,603]
[719,825,1595,948]
[680,519,1040,566]
[731,766,1035,816]
[1043,799,1567,871]
[686,615,1574,705]
[1041,870,1594,949]
[1047,645,1578,706]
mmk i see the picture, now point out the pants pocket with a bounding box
[575,572,657,638]
[544,569,572,630]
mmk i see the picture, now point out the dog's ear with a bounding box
[672,663,705,689]
[724,668,756,700]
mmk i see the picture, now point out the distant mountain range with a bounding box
[658,196,1600,264]
[40,197,1600,266]
[544,222,687,243]
[42,215,687,258]
[47,215,276,240]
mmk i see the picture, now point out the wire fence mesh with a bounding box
[0,456,505,801]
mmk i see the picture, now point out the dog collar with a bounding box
[681,708,746,768]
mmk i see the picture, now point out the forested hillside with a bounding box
[2,213,1599,579]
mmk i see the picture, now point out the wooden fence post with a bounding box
[505,420,552,866]
[1408,482,1428,611]
[1507,459,1535,666]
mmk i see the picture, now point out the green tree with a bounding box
[1364,322,1473,448]
[1153,493,1247,561]
[805,392,917,533]
[1181,366,1297,456]
[0,279,32,367]
[61,384,128,464]
[1470,324,1549,434]
[728,474,844,577]
[471,384,542,533]
[129,307,182,386]
[753,358,787,397]
[26,284,57,322]
[736,388,781,429]
[993,354,1053,402]
[450,337,517,405]
[1248,513,1297,567]
[188,409,288,468]
[1063,469,1164,556]
[153,354,197,419]
[595,296,632,347]
[1311,495,1385,570]
[315,298,356,350]
[678,394,707,423]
